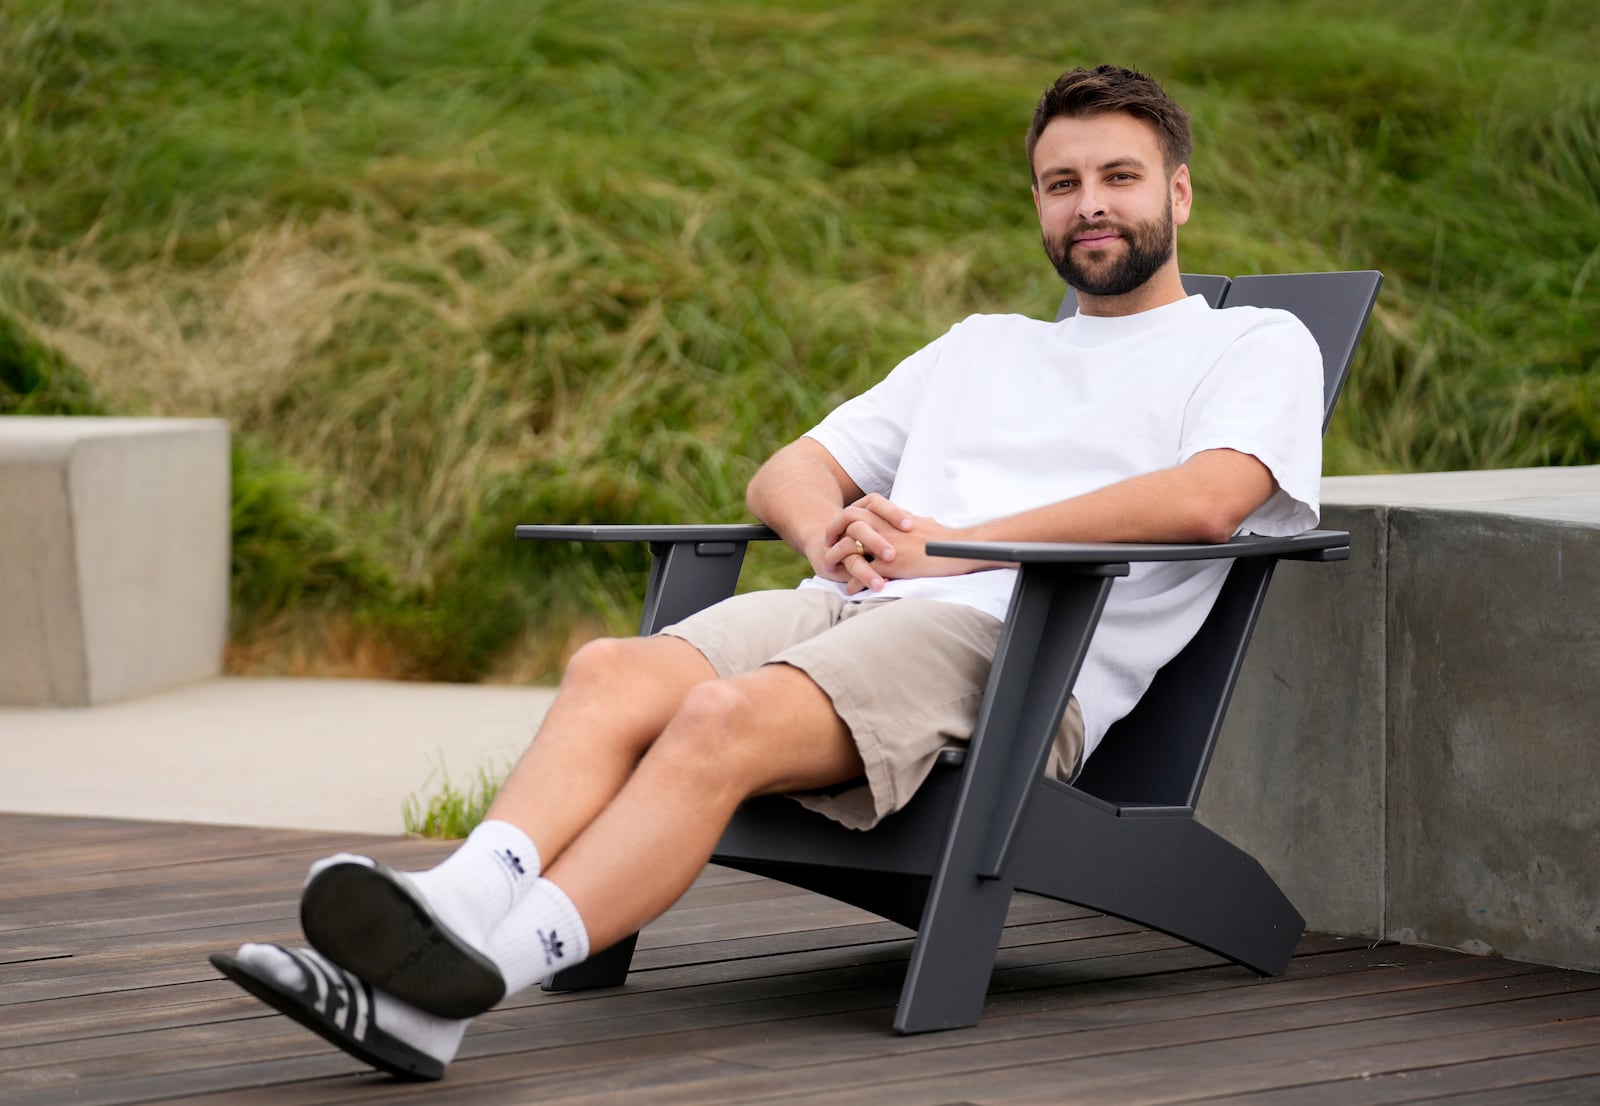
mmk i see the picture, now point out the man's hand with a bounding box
[821,494,996,594]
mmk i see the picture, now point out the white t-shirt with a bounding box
[801,293,1325,762]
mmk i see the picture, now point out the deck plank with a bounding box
[3,812,1597,1106]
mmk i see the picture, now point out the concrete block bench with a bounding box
[0,417,230,706]
[1200,465,1600,973]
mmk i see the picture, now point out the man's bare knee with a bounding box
[561,636,633,692]
[644,679,765,798]
[665,678,750,748]
[494,635,718,827]
[647,668,860,798]
[563,635,711,699]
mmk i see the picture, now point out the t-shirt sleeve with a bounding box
[1178,311,1325,535]
[802,328,949,496]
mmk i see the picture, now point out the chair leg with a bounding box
[891,876,1015,1034]
[1013,790,1304,976]
[541,932,639,993]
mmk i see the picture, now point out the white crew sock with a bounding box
[485,877,592,995]
[404,819,541,946]
[309,819,539,953]
[235,942,468,1064]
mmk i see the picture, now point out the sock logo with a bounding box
[539,928,565,965]
[498,848,526,878]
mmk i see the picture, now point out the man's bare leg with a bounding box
[518,659,863,951]
[222,651,863,1078]
[447,659,862,1015]
[302,634,860,986]
[488,633,720,866]
[312,656,861,995]
[289,634,718,1007]
[213,633,734,1078]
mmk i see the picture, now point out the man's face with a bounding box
[1031,113,1192,298]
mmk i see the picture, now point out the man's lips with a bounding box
[1073,231,1122,251]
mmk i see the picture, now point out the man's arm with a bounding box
[839,447,1277,586]
[746,437,869,582]
[972,447,1276,545]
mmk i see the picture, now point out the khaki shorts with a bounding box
[661,588,1084,830]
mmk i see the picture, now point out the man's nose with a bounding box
[1076,185,1107,219]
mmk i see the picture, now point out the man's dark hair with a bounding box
[1026,65,1193,178]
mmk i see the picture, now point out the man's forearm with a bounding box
[746,438,863,562]
[965,449,1277,547]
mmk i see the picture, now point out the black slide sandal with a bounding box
[300,858,506,1019]
[210,947,444,1082]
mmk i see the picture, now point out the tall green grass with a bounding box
[401,754,507,839]
[2,0,1596,681]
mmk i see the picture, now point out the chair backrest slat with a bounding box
[1220,271,1383,431]
[1071,270,1382,809]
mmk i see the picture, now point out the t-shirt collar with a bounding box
[1059,293,1211,347]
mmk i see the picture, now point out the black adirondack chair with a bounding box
[516,269,1384,1033]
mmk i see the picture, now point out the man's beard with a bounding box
[1044,205,1175,297]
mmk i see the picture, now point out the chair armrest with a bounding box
[513,523,781,635]
[515,523,779,544]
[940,527,1346,880]
[927,528,1350,566]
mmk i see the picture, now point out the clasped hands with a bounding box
[815,493,988,594]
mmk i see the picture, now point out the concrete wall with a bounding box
[1200,466,1600,972]
[0,418,230,706]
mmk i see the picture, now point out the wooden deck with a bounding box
[4,811,1599,1105]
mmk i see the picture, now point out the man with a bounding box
[212,65,1323,1080]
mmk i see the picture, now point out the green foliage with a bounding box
[0,313,101,415]
[228,439,389,634]
[2,0,1596,680]
[402,755,508,839]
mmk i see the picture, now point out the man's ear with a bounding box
[1031,183,1042,218]
[1171,163,1193,227]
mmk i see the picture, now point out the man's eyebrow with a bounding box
[1038,156,1150,179]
